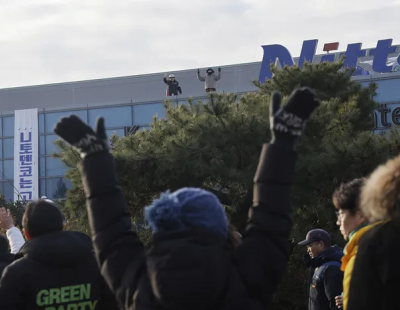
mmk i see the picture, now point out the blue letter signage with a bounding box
[259,39,400,83]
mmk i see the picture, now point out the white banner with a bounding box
[14,109,39,202]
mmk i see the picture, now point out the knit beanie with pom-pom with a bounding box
[144,187,228,238]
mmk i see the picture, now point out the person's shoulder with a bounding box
[61,231,92,243]
[361,219,400,250]
[323,261,342,271]
[361,221,391,242]
[323,263,343,281]
[2,256,30,278]
[320,256,342,271]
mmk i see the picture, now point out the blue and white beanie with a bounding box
[144,187,228,238]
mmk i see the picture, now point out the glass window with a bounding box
[39,136,45,155]
[375,79,400,103]
[138,126,150,131]
[89,106,132,128]
[39,114,45,134]
[0,140,3,160]
[133,103,165,125]
[360,82,370,88]
[45,178,72,199]
[46,135,61,155]
[3,160,13,179]
[45,110,87,133]
[40,157,45,177]
[3,117,14,137]
[106,129,124,137]
[2,181,15,201]
[45,157,68,177]
[3,138,14,158]
[0,118,3,136]
[40,179,46,197]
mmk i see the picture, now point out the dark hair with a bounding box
[0,234,8,254]
[22,200,64,238]
[333,178,366,215]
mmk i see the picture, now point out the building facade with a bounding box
[1,44,399,201]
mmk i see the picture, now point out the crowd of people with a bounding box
[299,156,400,310]
[0,87,397,310]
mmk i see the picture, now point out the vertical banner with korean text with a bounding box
[14,109,39,202]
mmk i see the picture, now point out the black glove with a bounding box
[270,87,320,149]
[218,67,221,72]
[54,115,109,158]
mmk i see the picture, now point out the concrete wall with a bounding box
[0,62,261,114]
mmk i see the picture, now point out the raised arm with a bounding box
[232,88,320,308]
[163,73,169,84]
[197,69,205,82]
[0,208,25,254]
[54,116,146,309]
[215,67,221,81]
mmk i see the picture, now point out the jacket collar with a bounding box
[341,221,383,271]
[348,222,368,240]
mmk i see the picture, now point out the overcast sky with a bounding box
[0,0,399,88]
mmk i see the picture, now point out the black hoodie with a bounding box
[0,231,119,310]
[81,143,296,310]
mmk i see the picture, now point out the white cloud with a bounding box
[0,0,398,87]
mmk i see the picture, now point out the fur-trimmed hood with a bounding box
[361,154,400,222]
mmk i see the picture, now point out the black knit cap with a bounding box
[23,199,64,238]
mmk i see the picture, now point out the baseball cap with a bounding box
[298,229,331,246]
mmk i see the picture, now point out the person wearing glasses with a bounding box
[299,229,344,310]
[346,159,400,310]
[332,178,381,309]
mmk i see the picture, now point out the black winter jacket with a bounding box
[0,253,14,277]
[347,219,400,310]
[307,246,344,310]
[163,77,182,95]
[81,143,296,310]
[0,231,119,310]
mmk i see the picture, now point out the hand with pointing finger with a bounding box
[270,87,320,149]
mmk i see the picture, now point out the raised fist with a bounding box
[270,88,320,147]
[54,116,109,158]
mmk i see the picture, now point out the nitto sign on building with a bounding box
[375,103,400,129]
[259,39,400,82]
